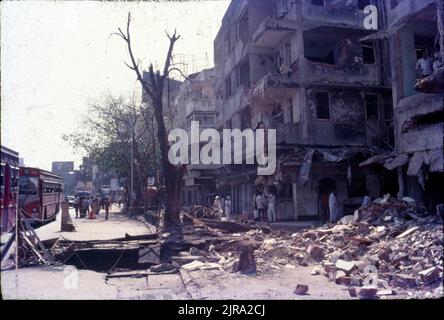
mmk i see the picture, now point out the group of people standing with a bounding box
[213,195,232,220]
[74,196,111,220]
[416,48,443,79]
[252,189,277,223]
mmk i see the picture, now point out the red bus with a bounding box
[1,146,20,233]
[19,167,63,224]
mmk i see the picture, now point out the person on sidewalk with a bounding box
[94,198,100,216]
[267,192,277,223]
[89,198,96,219]
[214,196,223,218]
[104,197,111,220]
[255,192,266,222]
[73,197,79,218]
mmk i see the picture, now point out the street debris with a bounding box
[155,198,443,299]
[294,284,309,295]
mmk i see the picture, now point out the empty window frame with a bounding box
[362,41,376,64]
[315,91,330,120]
[365,94,379,120]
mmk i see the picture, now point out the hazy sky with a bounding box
[1,0,229,170]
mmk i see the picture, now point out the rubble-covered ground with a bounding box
[2,200,443,299]
[157,199,443,299]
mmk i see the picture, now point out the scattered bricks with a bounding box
[294,284,309,295]
[392,274,418,288]
[335,259,356,273]
[418,266,440,284]
[348,287,357,297]
[308,245,324,260]
[358,286,378,299]
[376,289,393,296]
[335,270,352,286]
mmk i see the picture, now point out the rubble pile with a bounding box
[186,205,220,219]
[154,199,443,298]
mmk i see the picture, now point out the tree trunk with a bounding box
[153,99,185,226]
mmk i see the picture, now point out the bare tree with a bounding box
[116,12,185,226]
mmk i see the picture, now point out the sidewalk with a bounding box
[36,204,156,242]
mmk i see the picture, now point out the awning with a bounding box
[359,152,395,167]
[384,154,409,170]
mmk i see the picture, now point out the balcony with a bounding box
[250,72,299,106]
[387,0,436,26]
[186,99,215,118]
[252,17,297,48]
[299,58,381,87]
[302,2,373,30]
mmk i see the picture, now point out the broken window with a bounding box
[303,31,336,65]
[365,94,379,120]
[315,92,330,120]
[311,0,324,6]
[362,41,376,64]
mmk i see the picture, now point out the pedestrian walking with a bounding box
[94,198,100,216]
[89,197,96,219]
[104,197,111,220]
[74,197,79,218]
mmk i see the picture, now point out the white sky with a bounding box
[1,0,229,170]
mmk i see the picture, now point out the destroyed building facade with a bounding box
[174,0,443,220]
[383,0,443,210]
[174,68,222,206]
[207,0,395,220]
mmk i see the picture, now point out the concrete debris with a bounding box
[155,198,442,297]
[358,286,378,299]
[294,284,309,295]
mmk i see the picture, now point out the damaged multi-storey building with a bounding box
[360,0,444,212]
[175,68,222,206]
[176,0,443,221]
[205,0,396,221]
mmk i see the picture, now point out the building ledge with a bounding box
[252,17,297,48]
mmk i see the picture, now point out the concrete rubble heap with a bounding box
[155,197,443,299]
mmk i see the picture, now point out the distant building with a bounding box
[52,161,75,195]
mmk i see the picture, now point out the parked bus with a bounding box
[1,146,20,233]
[19,167,63,224]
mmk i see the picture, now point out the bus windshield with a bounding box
[18,176,39,195]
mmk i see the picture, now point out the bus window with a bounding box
[19,176,39,195]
